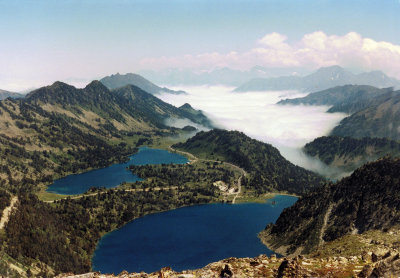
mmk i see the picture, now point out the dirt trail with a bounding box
[223,162,246,204]
[168,147,198,163]
[319,203,333,246]
[232,176,242,204]
[0,196,18,229]
[46,147,248,204]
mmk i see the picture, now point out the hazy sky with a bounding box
[1,0,400,90]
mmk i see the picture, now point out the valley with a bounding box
[3,2,400,277]
[2,71,400,277]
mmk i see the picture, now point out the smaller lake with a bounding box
[92,195,298,274]
[46,147,189,195]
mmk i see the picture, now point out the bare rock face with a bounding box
[57,253,400,278]
[360,253,400,278]
[262,158,400,256]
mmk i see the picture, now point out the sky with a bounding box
[1,0,400,91]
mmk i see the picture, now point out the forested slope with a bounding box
[174,129,325,195]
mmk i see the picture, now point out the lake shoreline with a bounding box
[45,147,188,195]
[40,146,300,273]
[92,194,298,274]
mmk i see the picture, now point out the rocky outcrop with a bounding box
[261,157,400,255]
[56,252,400,278]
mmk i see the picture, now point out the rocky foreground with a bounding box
[57,251,400,278]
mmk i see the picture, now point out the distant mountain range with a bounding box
[234,66,400,92]
[277,83,400,141]
[138,66,309,87]
[100,73,187,95]
[261,157,400,256]
[0,89,24,100]
[278,85,395,114]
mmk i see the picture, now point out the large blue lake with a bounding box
[46,147,189,195]
[92,195,298,274]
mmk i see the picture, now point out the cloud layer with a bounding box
[141,31,400,78]
[159,86,348,178]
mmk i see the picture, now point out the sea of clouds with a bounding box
[159,85,350,179]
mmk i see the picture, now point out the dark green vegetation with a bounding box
[304,136,400,172]
[26,81,208,130]
[178,103,211,128]
[100,73,187,95]
[181,125,197,132]
[0,189,11,215]
[129,160,240,200]
[173,129,325,195]
[0,79,217,276]
[0,253,22,278]
[262,157,400,255]
[3,160,239,275]
[279,81,400,142]
[234,65,400,92]
[0,80,210,193]
[278,85,394,114]
[0,89,23,100]
[4,163,226,276]
[130,162,238,190]
[275,78,400,142]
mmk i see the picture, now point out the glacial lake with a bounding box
[92,194,298,274]
[46,147,189,195]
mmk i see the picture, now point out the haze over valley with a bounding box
[2,1,400,277]
[158,85,348,178]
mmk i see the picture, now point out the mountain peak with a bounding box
[25,81,77,102]
[84,80,109,91]
[100,73,187,95]
[179,103,193,110]
[313,65,346,75]
[49,81,75,90]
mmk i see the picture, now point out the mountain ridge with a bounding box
[278,85,396,114]
[0,80,213,193]
[100,73,187,95]
[261,157,400,256]
[25,80,212,130]
[303,135,400,173]
[330,89,400,140]
[0,88,24,100]
[173,129,325,195]
[235,66,400,92]
[139,66,305,86]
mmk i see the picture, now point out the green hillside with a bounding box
[173,129,325,195]
[278,85,393,114]
[304,136,400,172]
[0,81,211,193]
[331,90,400,140]
[0,80,215,276]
